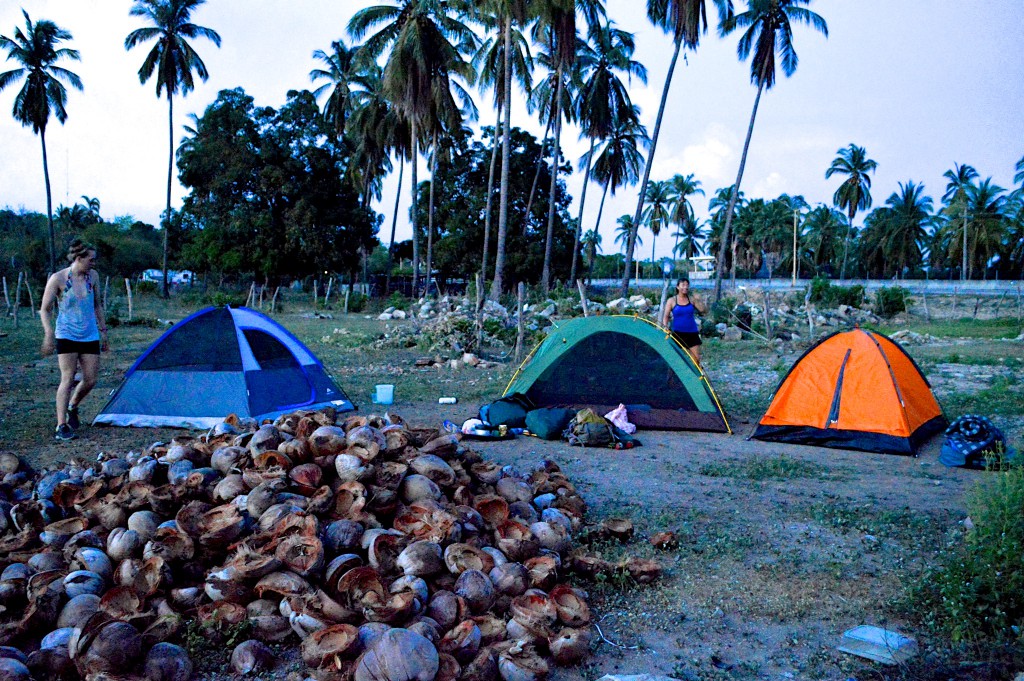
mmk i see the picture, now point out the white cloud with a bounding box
[752,171,787,197]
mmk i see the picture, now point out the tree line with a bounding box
[2,0,1022,302]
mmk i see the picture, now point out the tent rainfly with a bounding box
[751,328,946,454]
[504,315,730,432]
[95,306,353,428]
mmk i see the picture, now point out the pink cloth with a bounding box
[603,404,636,434]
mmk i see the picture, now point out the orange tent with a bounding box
[752,328,946,454]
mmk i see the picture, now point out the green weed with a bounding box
[699,455,838,482]
[944,376,1023,416]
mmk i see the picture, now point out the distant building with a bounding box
[142,269,195,285]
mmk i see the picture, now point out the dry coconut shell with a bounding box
[301,624,361,668]
[332,481,369,520]
[548,585,591,627]
[395,541,445,577]
[353,628,438,681]
[310,426,348,457]
[600,518,634,542]
[650,531,678,550]
[454,570,494,615]
[198,504,246,548]
[231,639,275,675]
[472,495,509,528]
[408,455,456,488]
[568,554,614,581]
[497,641,549,681]
[196,601,247,631]
[425,591,467,632]
[72,618,143,676]
[393,504,459,544]
[254,571,313,600]
[443,544,495,576]
[509,591,558,637]
[435,653,460,681]
[438,620,481,664]
[290,463,323,495]
[275,535,325,578]
[495,520,538,563]
[549,627,592,666]
[623,557,662,584]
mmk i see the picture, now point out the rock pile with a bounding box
[0,409,599,680]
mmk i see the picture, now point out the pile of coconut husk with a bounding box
[0,409,602,681]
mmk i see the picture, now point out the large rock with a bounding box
[392,309,407,319]
[538,304,557,318]
[723,326,743,342]
[377,312,393,321]
[606,298,630,313]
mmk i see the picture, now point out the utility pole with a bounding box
[792,209,798,286]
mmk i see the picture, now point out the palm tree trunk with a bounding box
[163,94,174,298]
[541,62,564,293]
[651,233,656,281]
[410,119,420,294]
[621,37,682,298]
[40,128,56,274]
[481,113,501,283]
[839,210,853,282]
[714,74,767,302]
[426,130,438,298]
[594,182,609,236]
[525,112,554,220]
[491,16,514,300]
[570,137,595,283]
[962,205,968,281]
[385,156,404,295]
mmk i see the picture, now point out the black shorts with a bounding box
[671,331,702,349]
[56,339,100,355]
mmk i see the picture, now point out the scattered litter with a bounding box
[438,396,457,404]
[838,625,917,665]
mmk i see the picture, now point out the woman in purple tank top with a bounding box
[661,277,707,365]
[40,239,108,441]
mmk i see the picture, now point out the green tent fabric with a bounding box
[504,316,730,432]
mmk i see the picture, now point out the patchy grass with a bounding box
[891,317,1022,339]
[699,454,842,482]
[943,376,1024,416]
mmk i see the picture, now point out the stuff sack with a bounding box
[940,414,1016,469]
[564,408,615,447]
[479,392,536,428]
[525,407,576,440]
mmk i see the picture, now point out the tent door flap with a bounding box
[825,349,852,428]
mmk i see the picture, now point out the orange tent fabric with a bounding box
[752,329,946,454]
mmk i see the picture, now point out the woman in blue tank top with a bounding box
[40,239,108,441]
[661,277,707,365]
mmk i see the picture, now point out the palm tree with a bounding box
[1015,154,1024,188]
[620,0,733,297]
[706,184,743,281]
[941,162,979,281]
[570,18,646,283]
[803,204,845,275]
[0,10,82,272]
[712,0,827,301]
[581,228,602,286]
[80,195,101,222]
[583,110,649,252]
[959,178,1007,279]
[471,12,532,285]
[825,144,877,282]
[489,0,536,299]
[310,39,358,138]
[672,219,706,266]
[349,0,476,294]
[642,179,672,278]
[666,173,704,272]
[535,0,606,292]
[615,213,640,278]
[878,181,933,278]
[125,0,221,297]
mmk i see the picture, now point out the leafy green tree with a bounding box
[1014,154,1024,188]
[81,195,101,221]
[581,227,602,285]
[55,203,92,236]
[0,10,83,273]
[802,204,844,275]
[615,213,640,279]
[349,0,477,293]
[622,0,733,297]
[713,0,827,300]
[941,162,979,280]
[860,181,932,278]
[571,18,646,283]
[125,0,221,297]
[706,184,743,279]
[958,179,1007,279]
[825,144,877,281]
[310,39,357,137]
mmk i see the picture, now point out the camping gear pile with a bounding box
[0,408,600,680]
[752,328,947,455]
[939,415,1016,469]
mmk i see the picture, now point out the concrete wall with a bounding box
[588,278,1024,297]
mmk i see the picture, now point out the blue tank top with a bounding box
[55,271,100,342]
[671,298,699,333]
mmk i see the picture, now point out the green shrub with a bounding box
[209,291,245,307]
[134,280,158,295]
[875,286,909,317]
[915,458,1024,642]
[708,296,737,325]
[348,292,368,313]
[386,291,409,311]
[809,277,864,308]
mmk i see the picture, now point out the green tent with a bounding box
[504,315,730,432]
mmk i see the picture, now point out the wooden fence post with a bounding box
[103,276,110,315]
[659,280,670,325]
[762,288,773,343]
[576,280,589,317]
[2,276,9,316]
[973,296,982,319]
[22,273,34,313]
[258,284,265,310]
[125,278,134,321]
[515,282,526,365]
[313,280,319,310]
[343,289,350,315]
[951,286,958,316]
[324,278,333,307]
[804,286,814,338]
[271,287,280,314]
[12,273,23,329]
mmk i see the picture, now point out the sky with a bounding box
[1,0,1022,262]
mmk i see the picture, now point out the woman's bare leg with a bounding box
[56,352,79,426]
[70,353,99,409]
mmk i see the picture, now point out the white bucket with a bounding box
[374,384,394,405]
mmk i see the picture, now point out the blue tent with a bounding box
[95,306,353,428]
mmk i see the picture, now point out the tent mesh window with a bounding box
[527,331,698,410]
[243,329,311,413]
[137,308,242,371]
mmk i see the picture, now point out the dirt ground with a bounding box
[1,301,1022,681]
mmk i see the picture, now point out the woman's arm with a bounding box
[39,273,61,355]
[692,292,708,316]
[662,298,673,328]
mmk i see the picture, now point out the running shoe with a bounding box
[67,405,80,430]
[55,424,77,441]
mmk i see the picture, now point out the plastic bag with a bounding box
[603,403,636,434]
